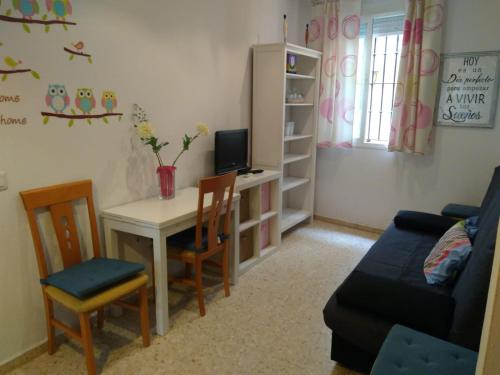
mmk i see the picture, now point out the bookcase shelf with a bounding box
[284,134,313,142]
[286,73,315,80]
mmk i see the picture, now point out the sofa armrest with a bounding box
[441,204,481,219]
[336,270,455,338]
[393,210,458,236]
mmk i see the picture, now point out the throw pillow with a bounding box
[464,216,480,241]
[424,220,472,285]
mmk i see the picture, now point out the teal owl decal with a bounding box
[45,84,69,114]
[75,88,96,115]
[12,0,40,19]
[45,0,72,20]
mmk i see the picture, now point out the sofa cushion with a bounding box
[424,221,472,285]
[394,211,458,236]
[335,224,455,338]
[41,257,145,299]
[370,325,478,375]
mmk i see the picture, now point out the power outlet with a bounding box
[0,171,8,191]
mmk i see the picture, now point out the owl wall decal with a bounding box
[45,84,69,114]
[12,0,40,19]
[45,0,72,20]
[75,88,96,115]
[101,91,117,113]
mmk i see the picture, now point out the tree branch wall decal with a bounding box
[1,56,40,81]
[1,0,76,33]
[64,42,93,63]
[42,85,121,127]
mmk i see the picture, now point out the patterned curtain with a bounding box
[310,0,362,148]
[388,0,445,154]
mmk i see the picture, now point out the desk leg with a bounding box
[230,201,240,285]
[152,231,169,335]
[103,220,119,258]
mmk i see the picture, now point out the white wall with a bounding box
[0,0,310,365]
[315,0,500,230]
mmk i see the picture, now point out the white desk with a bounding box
[100,187,240,336]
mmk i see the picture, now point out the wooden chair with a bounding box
[167,172,237,316]
[20,180,150,375]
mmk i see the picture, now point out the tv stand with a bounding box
[234,169,281,275]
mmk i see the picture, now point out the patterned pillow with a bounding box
[424,220,472,285]
[464,216,480,241]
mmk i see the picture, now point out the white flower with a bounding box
[196,122,209,136]
[137,121,154,138]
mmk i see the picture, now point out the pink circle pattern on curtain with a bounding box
[423,4,444,31]
[328,16,338,39]
[309,17,323,42]
[324,55,337,77]
[310,0,361,148]
[342,15,360,39]
[320,97,334,123]
[388,0,444,155]
[420,49,439,75]
[341,55,357,77]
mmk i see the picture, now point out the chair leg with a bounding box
[139,285,151,347]
[79,312,96,375]
[195,258,206,316]
[97,309,104,330]
[42,293,56,355]
[223,247,230,297]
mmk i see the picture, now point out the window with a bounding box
[353,14,405,148]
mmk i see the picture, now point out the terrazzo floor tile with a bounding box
[6,221,378,375]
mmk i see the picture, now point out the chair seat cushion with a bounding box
[41,258,145,299]
[45,273,148,313]
[167,226,229,253]
[370,325,478,375]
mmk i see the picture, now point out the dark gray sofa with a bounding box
[323,166,500,373]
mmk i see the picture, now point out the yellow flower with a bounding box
[196,122,209,136]
[137,121,154,138]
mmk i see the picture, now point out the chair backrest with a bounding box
[20,180,101,279]
[195,172,237,251]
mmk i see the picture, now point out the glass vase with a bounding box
[157,165,176,200]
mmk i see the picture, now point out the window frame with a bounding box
[353,11,405,150]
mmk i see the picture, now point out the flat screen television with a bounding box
[214,129,249,175]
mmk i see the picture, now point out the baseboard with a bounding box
[314,215,384,234]
[0,338,54,375]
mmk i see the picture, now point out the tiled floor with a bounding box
[6,221,378,375]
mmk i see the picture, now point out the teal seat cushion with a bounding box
[167,226,229,253]
[41,258,145,299]
[371,325,478,375]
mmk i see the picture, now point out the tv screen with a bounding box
[214,129,248,175]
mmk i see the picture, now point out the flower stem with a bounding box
[155,152,163,167]
[172,133,199,166]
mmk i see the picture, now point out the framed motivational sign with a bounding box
[436,51,500,128]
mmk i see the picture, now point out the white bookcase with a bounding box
[252,43,322,234]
